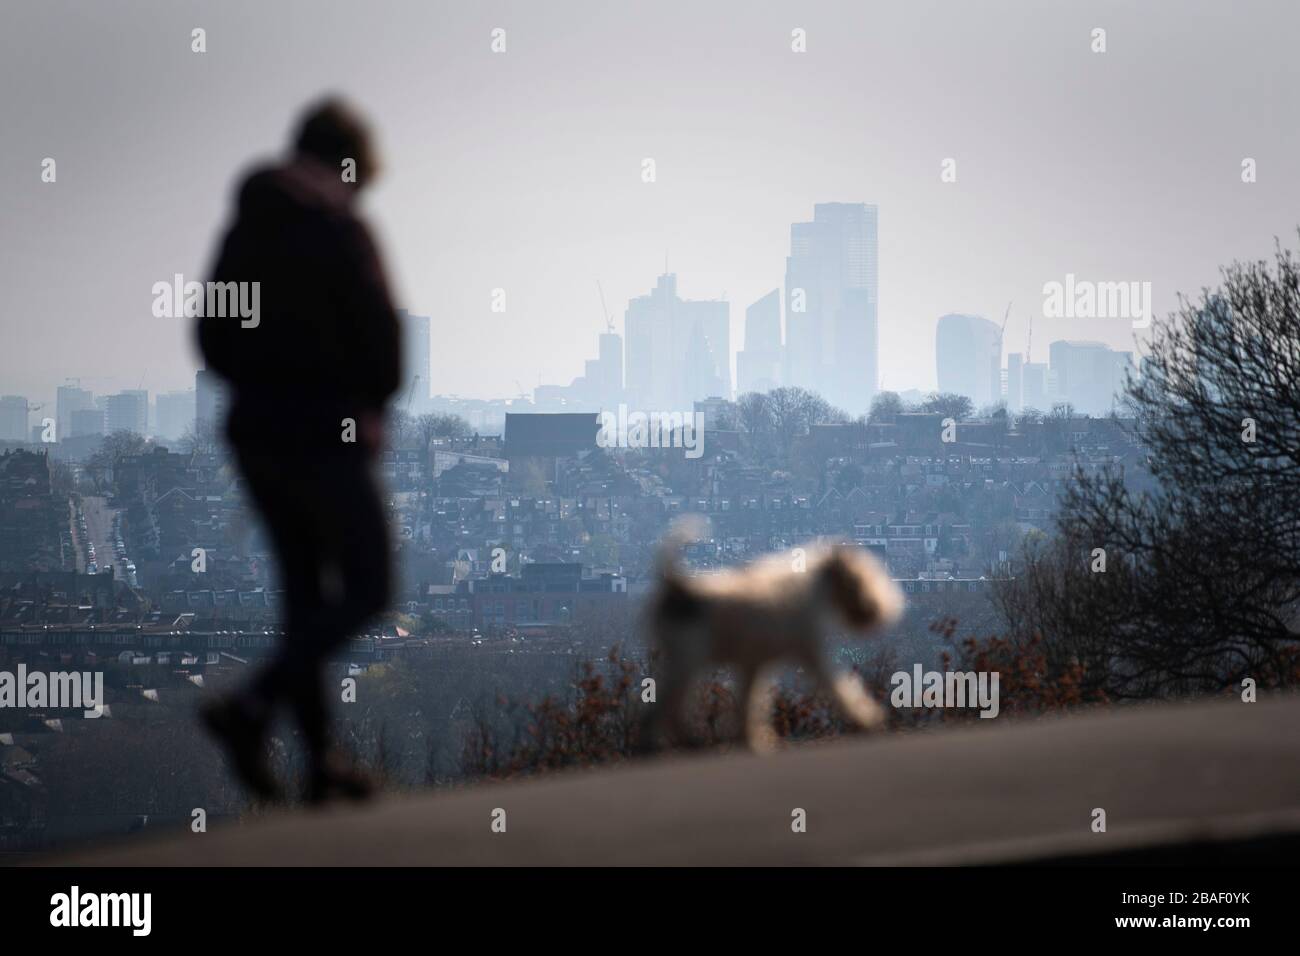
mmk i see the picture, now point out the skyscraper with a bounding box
[595,331,624,406]
[783,202,878,414]
[936,313,1002,411]
[737,289,783,394]
[624,274,729,411]
[1005,352,1024,412]
[1048,340,1133,415]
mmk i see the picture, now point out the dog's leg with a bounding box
[806,649,885,731]
[733,664,756,745]
[643,643,697,751]
[738,664,779,754]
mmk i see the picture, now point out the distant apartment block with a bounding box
[105,390,148,435]
[155,389,196,441]
[55,384,94,442]
[0,397,29,442]
[693,396,732,431]
[195,368,228,433]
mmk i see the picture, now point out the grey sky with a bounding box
[3,0,1299,407]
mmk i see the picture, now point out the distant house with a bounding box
[1013,481,1054,527]
[503,413,600,489]
[470,562,627,632]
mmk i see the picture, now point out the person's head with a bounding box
[293,96,380,190]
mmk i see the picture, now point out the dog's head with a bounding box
[816,545,904,632]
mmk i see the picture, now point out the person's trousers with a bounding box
[234,447,391,763]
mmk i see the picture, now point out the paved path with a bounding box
[52,694,1300,866]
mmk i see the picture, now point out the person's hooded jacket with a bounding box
[197,155,402,453]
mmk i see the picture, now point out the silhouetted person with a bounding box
[197,97,401,804]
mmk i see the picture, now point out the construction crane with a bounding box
[403,374,421,412]
[996,301,1012,404]
[596,281,613,333]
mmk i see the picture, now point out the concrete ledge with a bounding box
[47,694,1300,866]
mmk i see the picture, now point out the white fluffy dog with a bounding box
[645,517,904,753]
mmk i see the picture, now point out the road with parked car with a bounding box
[76,495,134,584]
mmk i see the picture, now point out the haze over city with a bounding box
[2,0,1299,919]
[5,0,1300,409]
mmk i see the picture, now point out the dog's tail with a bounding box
[655,513,710,583]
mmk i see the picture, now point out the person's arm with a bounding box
[196,226,243,380]
[334,217,403,408]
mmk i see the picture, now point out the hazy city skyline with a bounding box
[2,1,1298,883]
[5,0,1300,410]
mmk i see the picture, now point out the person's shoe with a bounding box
[305,751,376,806]
[200,697,281,803]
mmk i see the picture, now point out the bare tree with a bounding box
[920,392,973,420]
[47,457,75,497]
[1006,236,1300,696]
[179,418,220,456]
[734,392,774,455]
[868,390,903,423]
[764,386,847,460]
[387,408,415,449]
[416,412,470,450]
[84,430,147,489]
